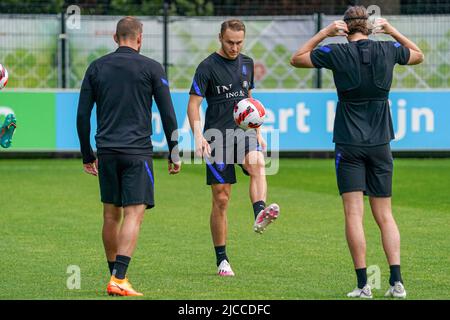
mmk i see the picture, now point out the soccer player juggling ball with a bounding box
[187,20,280,277]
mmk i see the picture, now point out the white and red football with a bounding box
[233,98,266,130]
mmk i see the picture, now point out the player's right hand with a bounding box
[322,20,349,37]
[83,160,98,176]
[168,160,181,175]
[196,137,211,158]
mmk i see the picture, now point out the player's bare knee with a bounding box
[375,212,395,227]
[344,206,364,220]
[104,215,121,224]
[247,164,264,178]
[212,188,230,211]
[103,207,121,222]
[245,154,265,176]
[214,196,230,212]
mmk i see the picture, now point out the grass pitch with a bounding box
[0,158,449,299]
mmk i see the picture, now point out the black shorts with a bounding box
[335,143,393,197]
[98,154,155,209]
[206,129,262,185]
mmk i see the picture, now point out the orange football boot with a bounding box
[107,276,143,297]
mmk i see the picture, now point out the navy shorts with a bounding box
[98,154,155,209]
[335,143,393,197]
[206,129,262,185]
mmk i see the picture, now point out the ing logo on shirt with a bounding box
[215,83,246,99]
[216,84,233,94]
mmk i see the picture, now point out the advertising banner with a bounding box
[0,90,448,152]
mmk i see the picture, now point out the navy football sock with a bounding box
[108,260,115,275]
[215,245,228,266]
[389,265,403,286]
[112,255,131,280]
[355,268,367,289]
[253,201,266,219]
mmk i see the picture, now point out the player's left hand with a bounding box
[168,160,181,175]
[257,132,267,151]
[83,160,98,176]
[372,18,397,35]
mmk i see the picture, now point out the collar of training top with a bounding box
[214,52,239,62]
[116,46,139,54]
[348,39,370,43]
